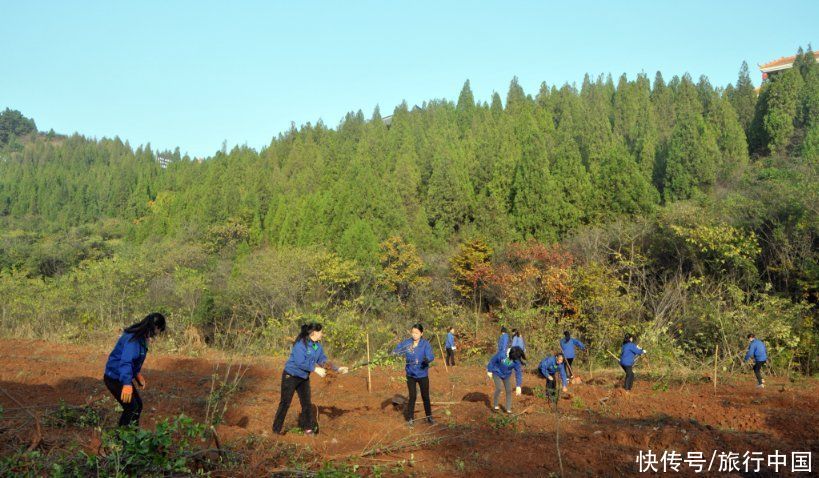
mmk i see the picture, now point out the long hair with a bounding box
[295,322,323,345]
[124,312,166,342]
[512,328,520,338]
[509,346,526,362]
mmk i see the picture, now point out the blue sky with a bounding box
[2,1,816,158]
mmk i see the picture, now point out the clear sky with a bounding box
[2,1,816,158]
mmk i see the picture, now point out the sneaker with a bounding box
[506,409,513,414]
[757,384,765,389]
[493,406,500,411]
[426,416,435,425]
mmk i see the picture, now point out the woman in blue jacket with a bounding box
[393,323,435,426]
[511,329,525,352]
[619,334,646,391]
[103,312,166,427]
[272,323,349,435]
[445,326,456,366]
[538,352,569,400]
[560,330,585,379]
[497,326,510,354]
[744,333,768,388]
[486,346,525,413]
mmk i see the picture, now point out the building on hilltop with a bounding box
[759,51,819,81]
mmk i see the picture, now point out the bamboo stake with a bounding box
[589,348,593,379]
[366,333,372,393]
[436,333,448,373]
[713,345,719,393]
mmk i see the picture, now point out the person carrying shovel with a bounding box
[392,323,435,426]
[560,330,585,381]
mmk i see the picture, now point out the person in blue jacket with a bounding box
[103,312,166,427]
[497,326,510,354]
[486,346,525,413]
[744,333,768,388]
[560,330,586,379]
[272,323,349,435]
[538,352,569,401]
[392,323,435,426]
[511,329,525,352]
[619,333,646,391]
[444,326,456,366]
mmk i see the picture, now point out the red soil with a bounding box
[1,339,817,477]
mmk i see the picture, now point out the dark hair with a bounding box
[448,326,455,332]
[747,333,755,339]
[555,352,565,360]
[411,323,424,333]
[295,322,323,345]
[500,326,508,334]
[509,346,526,362]
[512,328,520,337]
[124,312,166,342]
[623,333,634,344]
[563,330,571,338]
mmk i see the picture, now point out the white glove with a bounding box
[486,372,493,379]
[451,346,456,350]
[337,366,349,374]
[643,350,648,354]
[547,375,554,381]
[314,366,327,378]
[515,387,522,396]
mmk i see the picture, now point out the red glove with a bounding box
[121,385,133,404]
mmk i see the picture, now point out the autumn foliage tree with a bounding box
[378,236,428,304]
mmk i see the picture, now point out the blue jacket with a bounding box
[393,338,434,379]
[487,352,523,387]
[104,333,148,385]
[445,332,455,349]
[560,337,585,359]
[497,333,509,354]
[284,339,328,379]
[619,342,645,366]
[538,356,568,387]
[511,335,525,351]
[744,339,767,362]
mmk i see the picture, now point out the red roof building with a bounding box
[759,51,819,80]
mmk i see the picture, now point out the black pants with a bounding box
[566,357,574,378]
[621,364,635,390]
[104,375,142,427]
[753,361,766,385]
[272,372,314,433]
[406,376,431,421]
[545,373,559,402]
[446,348,455,366]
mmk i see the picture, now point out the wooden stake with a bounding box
[713,345,718,393]
[436,333,449,373]
[589,349,593,379]
[366,333,372,393]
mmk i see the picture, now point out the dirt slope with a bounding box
[1,339,817,477]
